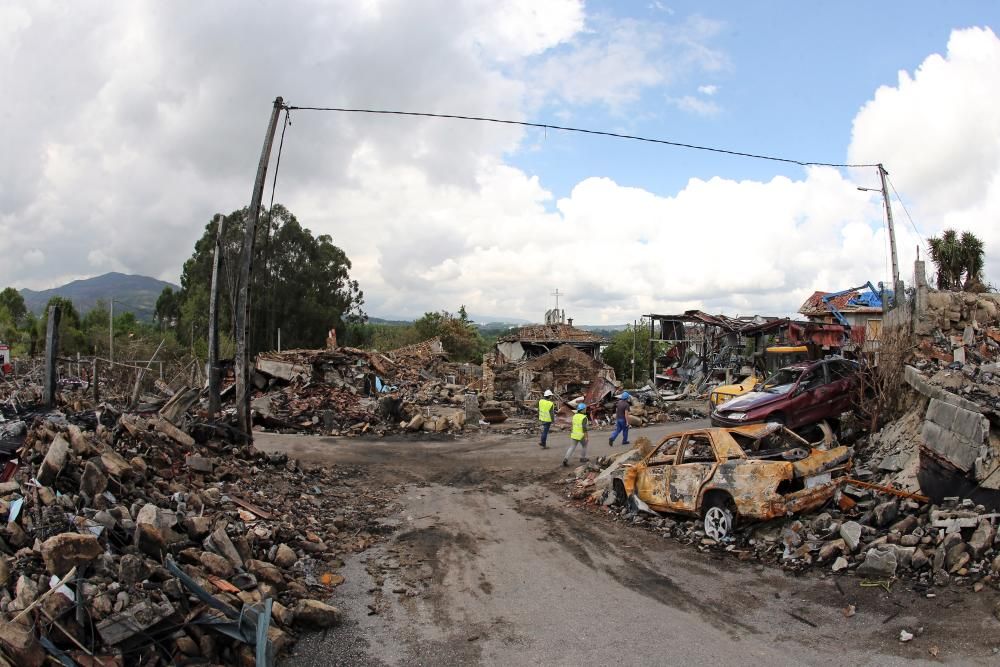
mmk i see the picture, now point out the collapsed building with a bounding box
[644,310,848,396]
[864,261,1000,509]
[493,316,605,364]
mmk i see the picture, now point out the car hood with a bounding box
[715,390,783,413]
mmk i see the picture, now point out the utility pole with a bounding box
[207,214,226,416]
[235,96,284,438]
[877,163,901,303]
[631,319,636,385]
[43,304,61,408]
[109,298,114,367]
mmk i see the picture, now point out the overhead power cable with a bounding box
[285,105,880,169]
[885,174,930,257]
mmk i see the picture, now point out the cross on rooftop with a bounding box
[551,289,563,310]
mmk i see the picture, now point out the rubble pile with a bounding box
[850,290,1000,509]
[252,341,477,437]
[0,408,394,665]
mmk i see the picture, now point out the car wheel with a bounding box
[702,496,735,541]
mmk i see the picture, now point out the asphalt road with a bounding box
[255,420,1000,666]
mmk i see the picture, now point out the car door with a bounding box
[635,436,681,508]
[664,432,718,513]
[826,360,857,413]
[804,362,840,423]
[781,368,820,428]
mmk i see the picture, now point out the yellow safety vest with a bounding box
[538,398,554,423]
[571,412,587,441]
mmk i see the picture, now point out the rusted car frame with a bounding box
[620,423,852,539]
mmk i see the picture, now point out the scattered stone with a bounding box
[41,532,103,577]
[293,599,342,628]
[273,543,297,568]
[832,556,849,572]
[873,500,899,528]
[900,629,914,643]
[857,546,898,578]
[840,521,862,553]
[945,542,968,572]
[0,622,45,667]
[200,551,235,578]
[969,520,996,559]
[37,434,70,486]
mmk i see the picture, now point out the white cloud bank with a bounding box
[1,3,997,322]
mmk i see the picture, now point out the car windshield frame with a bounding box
[760,367,803,395]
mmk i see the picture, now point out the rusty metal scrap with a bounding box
[839,478,929,503]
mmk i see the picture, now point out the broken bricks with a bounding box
[0,404,393,665]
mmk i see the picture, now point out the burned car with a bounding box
[619,423,852,540]
[710,358,858,430]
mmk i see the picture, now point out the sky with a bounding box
[3,1,1000,324]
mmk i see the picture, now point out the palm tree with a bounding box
[928,229,962,289]
[960,231,985,290]
[928,229,986,291]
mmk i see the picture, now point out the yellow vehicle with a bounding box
[709,346,809,409]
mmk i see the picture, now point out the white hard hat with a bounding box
[543,389,553,397]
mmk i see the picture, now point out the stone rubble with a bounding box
[0,407,396,665]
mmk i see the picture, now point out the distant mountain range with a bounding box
[21,272,179,321]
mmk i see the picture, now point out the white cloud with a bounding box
[5,5,997,327]
[849,27,1000,285]
[528,14,727,110]
[671,94,721,116]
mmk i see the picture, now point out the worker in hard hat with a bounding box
[537,389,556,449]
[609,391,632,447]
[563,403,590,466]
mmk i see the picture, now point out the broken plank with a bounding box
[96,599,175,645]
[228,495,274,520]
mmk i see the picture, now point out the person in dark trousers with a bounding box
[609,391,631,446]
[563,403,590,466]
[537,389,556,448]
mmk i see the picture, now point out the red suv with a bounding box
[710,358,858,430]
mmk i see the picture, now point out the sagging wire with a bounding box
[284,105,881,169]
[886,174,931,258]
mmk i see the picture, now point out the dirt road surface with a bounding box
[255,420,1000,666]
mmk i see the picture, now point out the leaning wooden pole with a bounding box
[43,304,62,408]
[235,96,284,438]
[207,214,226,417]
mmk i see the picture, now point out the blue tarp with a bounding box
[848,290,884,308]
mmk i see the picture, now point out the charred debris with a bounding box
[569,261,1000,601]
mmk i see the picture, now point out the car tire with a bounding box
[702,495,736,541]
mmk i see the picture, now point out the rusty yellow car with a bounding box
[619,423,852,540]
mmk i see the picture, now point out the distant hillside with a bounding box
[21,272,179,320]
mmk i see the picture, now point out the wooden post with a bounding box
[92,358,99,403]
[207,214,226,417]
[235,96,284,438]
[130,339,165,408]
[109,299,114,367]
[43,304,61,408]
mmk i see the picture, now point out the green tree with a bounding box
[413,309,487,362]
[176,204,365,354]
[38,296,86,355]
[0,288,27,326]
[155,287,182,329]
[601,319,652,388]
[928,229,987,291]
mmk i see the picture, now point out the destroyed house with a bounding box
[799,289,884,344]
[645,311,764,387]
[492,343,617,401]
[494,322,606,364]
